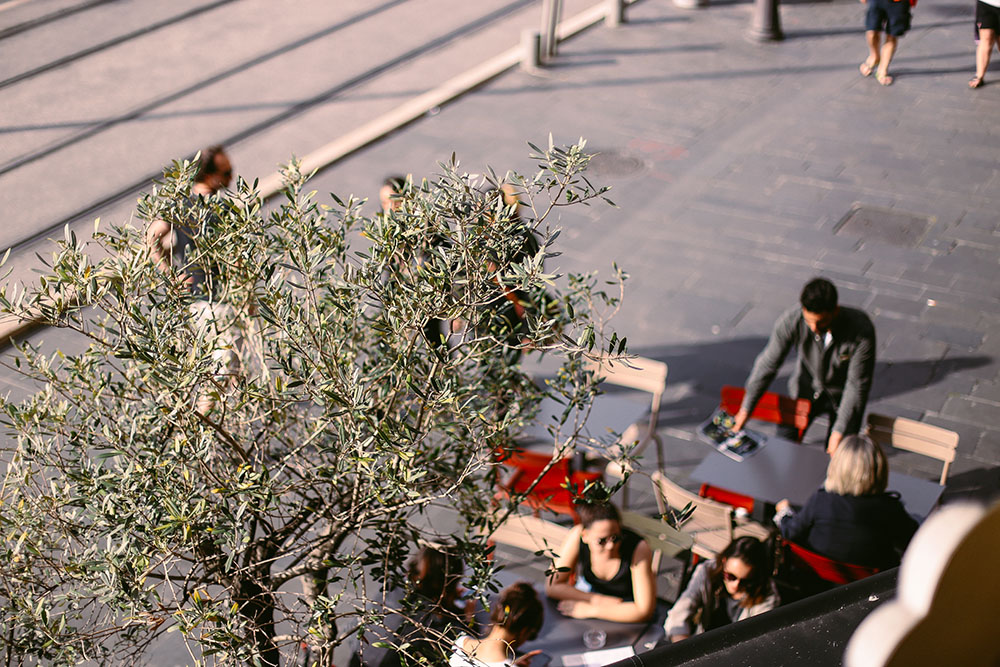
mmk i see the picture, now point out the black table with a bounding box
[689,436,944,521]
[485,567,664,667]
[517,595,665,667]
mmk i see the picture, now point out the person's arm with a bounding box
[733,308,798,432]
[545,525,589,602]
[829,325,876,451]
[776,493,817,543]
[557,540,656,623]
[146,219,173,273]
[664,562,710,641]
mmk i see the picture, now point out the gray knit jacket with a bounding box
[740,305,876,436]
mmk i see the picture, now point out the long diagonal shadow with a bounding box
[627,340,991,430]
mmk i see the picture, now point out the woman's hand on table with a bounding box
[557,599,592,618]
[514,650,543,666]
[557,594,618,618]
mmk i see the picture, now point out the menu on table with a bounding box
[560,646,636,666]
[697,408,767,462]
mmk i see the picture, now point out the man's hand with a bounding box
[732,408,750,433]
[827,431,843,455]
[775,499,791,513]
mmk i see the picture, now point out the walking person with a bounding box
[859,0,912,86]
[970,0,1000,88]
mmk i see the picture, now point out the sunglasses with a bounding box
[596,533,622,547]
[722,570,749,586]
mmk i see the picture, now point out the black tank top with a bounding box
[579,529,641,602]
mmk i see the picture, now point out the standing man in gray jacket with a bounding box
[732,278,875,454]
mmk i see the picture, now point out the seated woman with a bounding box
[351,546,470,667]
[409,545,474,627]
[775,434,918,569]
[665,536,779,641]
[450,582,543,667]
[545,502,656,623]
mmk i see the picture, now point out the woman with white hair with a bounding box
[775,434,918,569]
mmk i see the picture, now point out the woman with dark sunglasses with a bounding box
[665,536,779,642]
[545,502,656,622]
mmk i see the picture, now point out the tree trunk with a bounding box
[302,570,335,667]
[238,580,281,667]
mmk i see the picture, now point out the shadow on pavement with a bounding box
[617,339,992,428]
[940,466,1000,504]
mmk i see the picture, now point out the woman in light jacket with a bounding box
[665,536,778,641]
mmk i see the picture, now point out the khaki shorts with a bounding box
[189,300,246,379]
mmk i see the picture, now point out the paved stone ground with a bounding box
[301,0,1000,510]
[2,0,998,663]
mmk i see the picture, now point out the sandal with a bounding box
[875,70,893,86]
[969,75,985,89]
[859,60,878,77]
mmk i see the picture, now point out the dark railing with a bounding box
[621,569,897,666]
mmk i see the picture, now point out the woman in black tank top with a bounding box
[545,502,656,623]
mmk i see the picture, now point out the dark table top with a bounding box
[485,569,664,666]
[517,595,664,666]
[689,436,944,521]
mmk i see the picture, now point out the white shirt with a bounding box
[448,635,515,667]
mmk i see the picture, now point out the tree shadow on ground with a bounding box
[893,66,979,79]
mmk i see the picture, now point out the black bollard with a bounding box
[747,0,784,41]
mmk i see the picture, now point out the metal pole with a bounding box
[539,0,554,60]
[539,0,562,59]
[747,0,783,40]
[673,0,708,9]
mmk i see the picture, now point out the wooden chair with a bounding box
[720,385,811,442]
[650,471,770,562]
[495,449,602,522]
[487,512,571,559]
[866,413,959,486]
[586,355,668,507]
[621,510,695,576]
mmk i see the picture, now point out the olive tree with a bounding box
[0,140,631,666]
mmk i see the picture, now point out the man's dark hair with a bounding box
[194,145,230,183]
[800,278,838,314]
